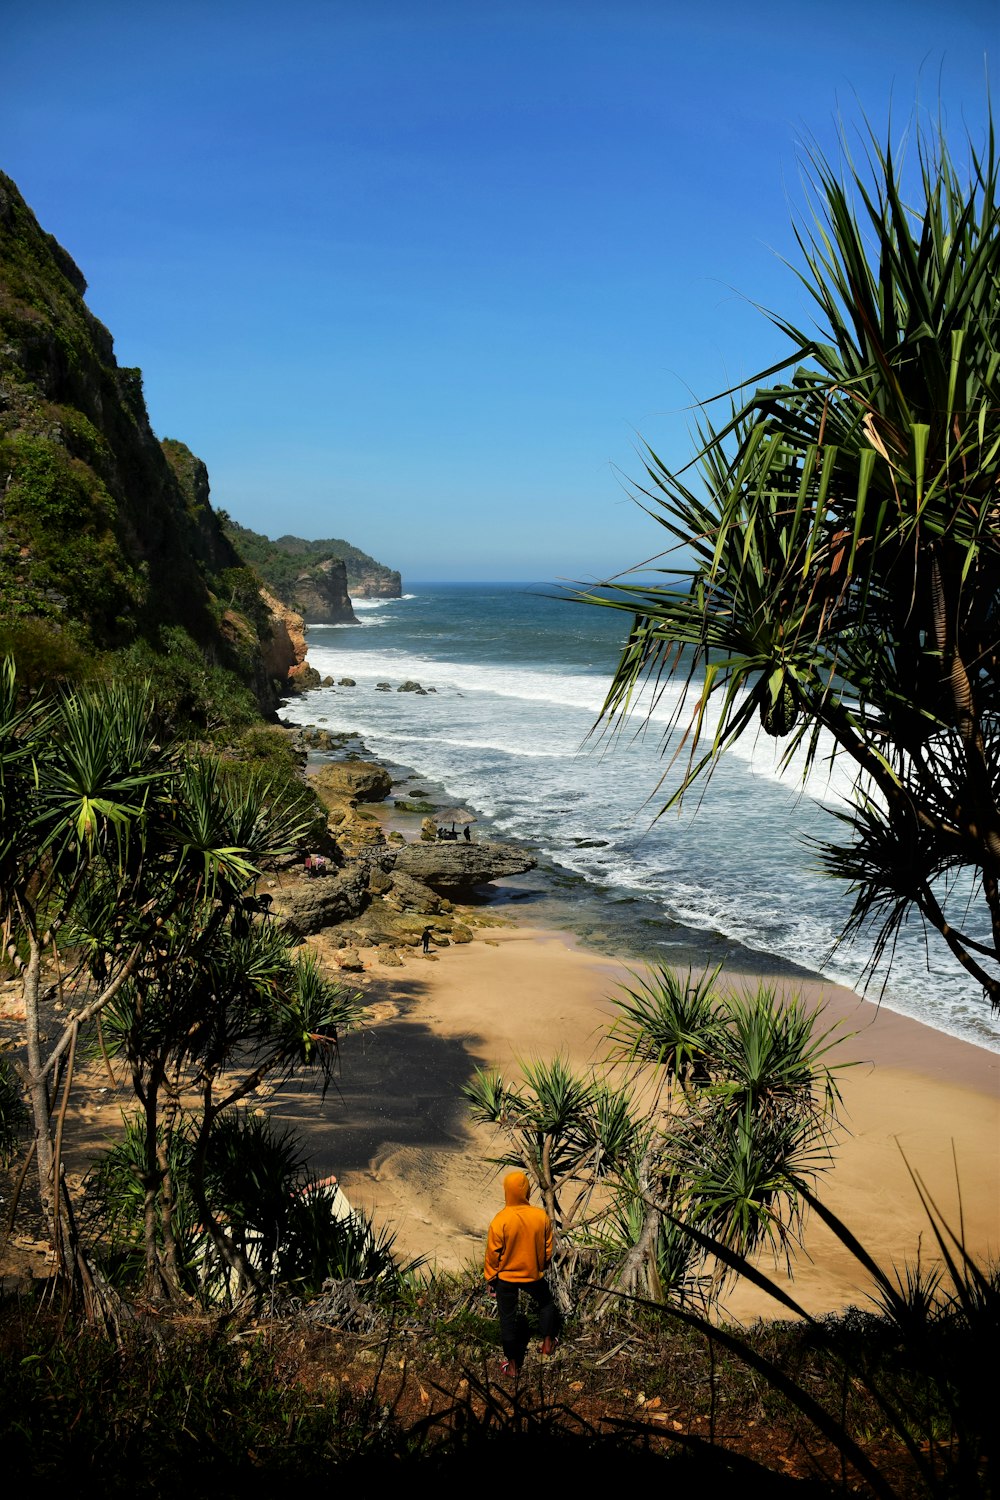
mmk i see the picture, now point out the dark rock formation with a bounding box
[287,663,322,692]
[288,558,357,624]
[382,870,443,914]
[268,868,368,936]
[393,840,536,893]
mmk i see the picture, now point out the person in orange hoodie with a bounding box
[484,1169,559,1374]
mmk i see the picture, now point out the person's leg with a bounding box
[494,1280,521,1365]
[524,1278,559,1351]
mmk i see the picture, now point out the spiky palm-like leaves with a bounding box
[0,666,180,1258]
[465,1059,641,1209]
[464,1057,641,1308]
[470,965,846,1314]
[656,1169,998,1497]
[95,878,360,1299]
[601,975,846,1309]
[608,965,721,1086]
[89,1110,406,1301]
[581,110,1000,1009]
[708,984,846,1122]
[0,654,351,1298]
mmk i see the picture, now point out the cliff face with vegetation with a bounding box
[0,171,297,716]
[0,172,405,722]
[225,521,402,609]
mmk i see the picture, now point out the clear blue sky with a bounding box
[2,1,995,583]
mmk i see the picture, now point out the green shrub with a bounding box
[112,627,260,736]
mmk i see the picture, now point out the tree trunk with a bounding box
[22,934,58,1244]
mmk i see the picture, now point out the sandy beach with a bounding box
[274,916,1000,1322]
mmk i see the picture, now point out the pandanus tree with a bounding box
[464,1056,642,1311]
[580,110,1000,1007]
[1,663,176,1270]
[0,656,357,1299]
[466,966,846,1314]
[79,759,360,1299]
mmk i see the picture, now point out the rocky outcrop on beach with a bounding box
[310,760,394,808]
[259,746,533,956]
[379,869,444,914]
[393,840,536,893]
[267,867,368,936]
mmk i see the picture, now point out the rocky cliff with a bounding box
[0,172,288,718]
[226,521,401,606]
[259,588,308,682]
[276,534,401,598]
[349,566,403,600]
[288,557,357,624]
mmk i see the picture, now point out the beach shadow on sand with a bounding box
[266,975,489,1178]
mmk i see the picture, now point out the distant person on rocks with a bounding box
[484,1169,558,1377]
[421,925,433,953]
[463,824,471,841]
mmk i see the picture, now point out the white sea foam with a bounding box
[351,595,417,610]
[284,584,1000,1053]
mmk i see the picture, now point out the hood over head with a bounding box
[503,1170,531,1206]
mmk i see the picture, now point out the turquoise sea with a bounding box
[282,582,1000,1054]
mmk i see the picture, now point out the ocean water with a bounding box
[282,582,1000,1054]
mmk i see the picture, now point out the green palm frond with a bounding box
[609,964,722,1080]
[673,1099,835,1261]
[711,983,850,1122]
[579,105,1000,1004]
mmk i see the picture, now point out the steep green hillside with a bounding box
[224,520,402,599]
[0,173,275,720]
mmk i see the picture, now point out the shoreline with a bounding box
[267,705,1000,1318]
[269,903,999,1320]
[296,709,1000,1059]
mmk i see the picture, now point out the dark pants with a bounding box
[494,1277,557,1363]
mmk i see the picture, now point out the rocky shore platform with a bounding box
[263,732,536,973]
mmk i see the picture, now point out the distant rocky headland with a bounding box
[0,169,399,720]
[222,521,403,625]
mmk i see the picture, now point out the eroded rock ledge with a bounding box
[392,840,535,893]
[261,749,535,952]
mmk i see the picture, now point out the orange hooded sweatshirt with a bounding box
[484,1170,553,1283]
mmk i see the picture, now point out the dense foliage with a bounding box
[583,112,1000,1009]
[0,175,269,699]
[467,967,847,1315]
[0,656,355,1301]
